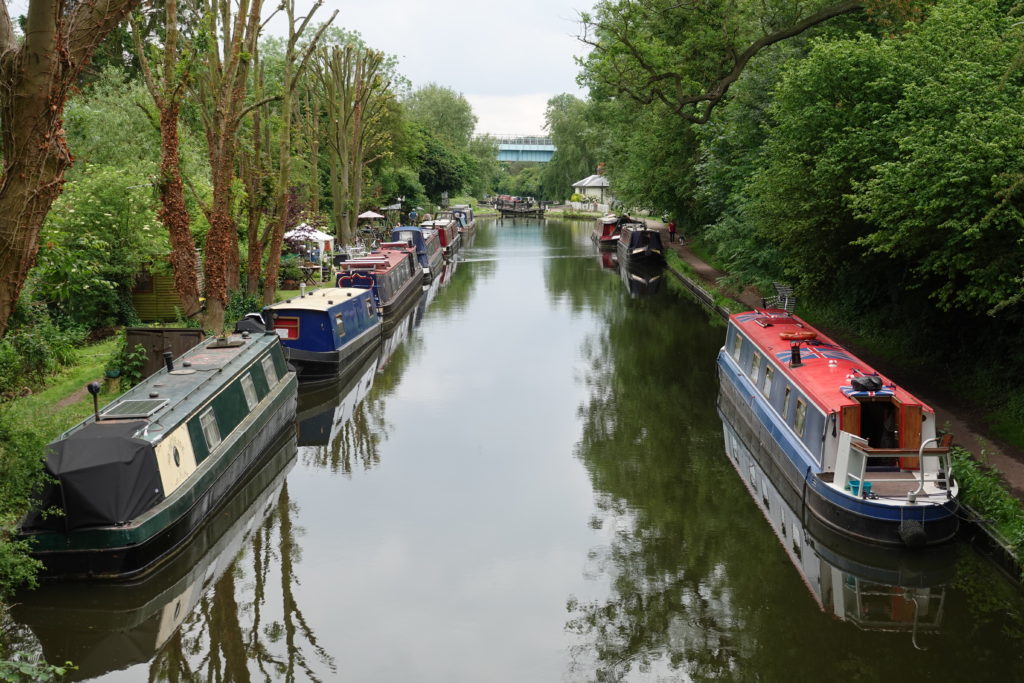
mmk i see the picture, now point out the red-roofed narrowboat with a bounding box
[716,309,960,547]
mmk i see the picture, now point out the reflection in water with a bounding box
[297,351,382,474]
[619,263,664,298]
[11,431,327,681]
[719,397,954,645]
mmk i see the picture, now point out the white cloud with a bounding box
[465,93,554,136]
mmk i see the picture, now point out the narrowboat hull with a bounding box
[592,233,619,250]
[280,323,380,384]
[25,361,297,580]
[13,431,297,679]
[717,355,959,546]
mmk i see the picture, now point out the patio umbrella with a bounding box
[357,210,385,220]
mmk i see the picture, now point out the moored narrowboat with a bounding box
[440,204,475,234]
[390,225,444,281]
[20,330,297,579]
[716,308,959,547]
[335,248,422,328]
[258,286,382,384]
[13,430,297,678]
[718,402,954,634]
[421,217,461,257]
[592,214,630,249]
[616,221,664,265]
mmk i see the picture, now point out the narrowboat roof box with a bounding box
[21,329,297,579]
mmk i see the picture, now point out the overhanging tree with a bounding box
[0,0,142,337]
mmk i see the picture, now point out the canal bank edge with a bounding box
[657,230,1024,581]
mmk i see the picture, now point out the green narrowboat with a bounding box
[20,328,297,580]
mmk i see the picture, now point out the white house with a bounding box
[570,173,616,213]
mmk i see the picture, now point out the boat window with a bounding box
[261,356,278,386]
[335,313,346,338]
[200,408,221,450]
[366,296,375,317]
[241,374,258,410]
[795,399,807,437]
[750,353,762,381]
[782,386,792,420]
[731,332,742,360]
[762,365,774,398]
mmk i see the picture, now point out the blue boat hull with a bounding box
[717,353,959,546]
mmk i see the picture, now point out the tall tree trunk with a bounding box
[159,101,201,317]
[0,0,140,337]
[132,0,201,319]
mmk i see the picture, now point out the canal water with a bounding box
[10,218,1024,681]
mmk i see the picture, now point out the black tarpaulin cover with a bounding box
[23,420,165,532]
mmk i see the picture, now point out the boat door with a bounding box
[856,397,900,448]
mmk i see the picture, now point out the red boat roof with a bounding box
[339,250,409,272]
[730,309,932,414]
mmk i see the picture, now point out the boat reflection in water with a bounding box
[619,262,664,297]
[595,248,618,273]
[13,430,299,681]
[718,395,955,644]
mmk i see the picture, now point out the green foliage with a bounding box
[403,83,477,148]
[0,301,85,394]
[952,448,1024,558]
[0,654,75,682]
[411,124,470,201]
[0,409,51,597]
[225,290,265,324]
[541,94,603,201]
[106,338,148,390]
[30,165,165,330]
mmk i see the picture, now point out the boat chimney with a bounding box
[789,342,803,368]
[87,381,101,421]
[162,351,174,372]
[261,306,275,332]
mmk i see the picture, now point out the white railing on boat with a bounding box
[835,432,953,502]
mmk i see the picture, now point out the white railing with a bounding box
[841,435,953,501]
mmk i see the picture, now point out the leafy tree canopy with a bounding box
[403,83,477,148]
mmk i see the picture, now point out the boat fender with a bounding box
[898,520,927,548]
[779,331,816,341]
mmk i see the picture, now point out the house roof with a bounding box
[572,174,610,188]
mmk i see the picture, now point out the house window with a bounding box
[200,408,221,450]
[795,399,807,438]
[782,386,792,420]
[241,374,258,410]
[762,366,774,398]
[750,353,762,382]
[732,332,743,360]
[261,356,278,385]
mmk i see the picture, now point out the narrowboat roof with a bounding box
[340,249,411,271]
[62,331,281,444]
[730,309,931,415]
[266,287,371,312]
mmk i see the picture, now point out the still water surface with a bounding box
[11,218,1024,681]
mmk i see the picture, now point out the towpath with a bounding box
[644,219,1024,499]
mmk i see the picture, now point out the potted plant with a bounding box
[280,253,302,289]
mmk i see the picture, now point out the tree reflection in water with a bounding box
[143,481,334,681]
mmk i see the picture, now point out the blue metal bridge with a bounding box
[489,135,556,162]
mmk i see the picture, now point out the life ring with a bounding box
[779,331,817,341]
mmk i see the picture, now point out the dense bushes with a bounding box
[0,302,85,397]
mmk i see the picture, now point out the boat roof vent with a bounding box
[100,398,169,420]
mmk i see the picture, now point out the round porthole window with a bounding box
[173,447,181,467]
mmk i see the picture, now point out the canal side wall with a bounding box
[661,244,1024,582]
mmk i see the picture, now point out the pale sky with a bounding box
[280,0,591,135]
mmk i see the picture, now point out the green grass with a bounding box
[3,337,121,442]
[952,448,1024,562]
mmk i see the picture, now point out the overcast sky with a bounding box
[277,0,591,136]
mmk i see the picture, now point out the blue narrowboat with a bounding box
[21,330,297,579]
[390,225,444,281]
[716,308,959,547]
[259,286,382,384]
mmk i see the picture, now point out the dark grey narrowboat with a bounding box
[20,329,297,580]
